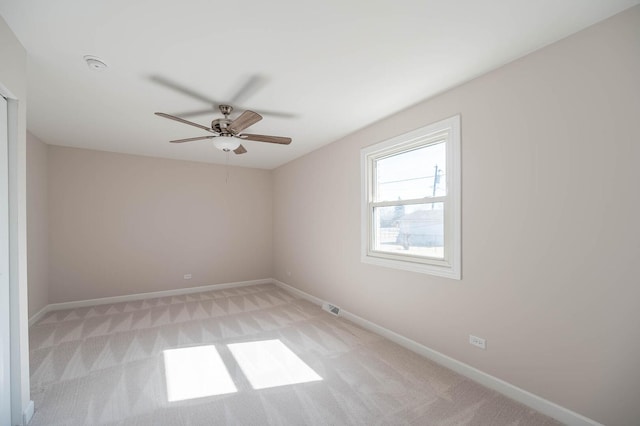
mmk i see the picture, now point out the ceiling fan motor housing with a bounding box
[211,118,231,135]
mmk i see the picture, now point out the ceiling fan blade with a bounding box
[251,109,297,119]
[228,110,262,134]
[241,134,292,145]
[171,108,217,118]
[155,112,212,132]
[233,144,247,155]
[230,75,266,105]
[170,136,215,143]
[150,75,219,105]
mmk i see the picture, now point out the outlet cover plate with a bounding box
[469,335,486,349]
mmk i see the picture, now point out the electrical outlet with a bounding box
[183,274,192,280]
[469,335,486,350]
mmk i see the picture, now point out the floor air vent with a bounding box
[322,302,340,316]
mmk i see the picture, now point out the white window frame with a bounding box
[360,115,461,279]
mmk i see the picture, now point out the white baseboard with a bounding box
[272,279,602,426]
[23,399,34,425]
[29,278,272,326]
[29,305,51,327]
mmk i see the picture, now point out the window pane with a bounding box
[373,203,444,259]
[375,142,446,202]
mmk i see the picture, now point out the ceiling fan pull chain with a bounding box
[225,150,230,184]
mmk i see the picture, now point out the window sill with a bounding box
[361,253,461,280]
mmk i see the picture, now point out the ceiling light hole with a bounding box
[83,55,108,71]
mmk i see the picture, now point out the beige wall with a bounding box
[47,146,273,302]
[273,7,640,426]
[26,132,48,316]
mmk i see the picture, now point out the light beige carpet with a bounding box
[29,284,561,425]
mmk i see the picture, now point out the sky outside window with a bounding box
[376,142,446,201]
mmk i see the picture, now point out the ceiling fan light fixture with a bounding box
[213,138,241,152]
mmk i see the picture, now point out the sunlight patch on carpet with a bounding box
[163,345,237,402]
[228,339,322,390]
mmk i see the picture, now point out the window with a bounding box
[361,115,461,279]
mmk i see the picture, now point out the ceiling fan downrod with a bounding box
[219,104,233,117]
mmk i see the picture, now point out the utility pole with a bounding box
[432,164,439,197]
[432,164,440,209]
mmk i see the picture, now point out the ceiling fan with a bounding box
[155,105,292,155]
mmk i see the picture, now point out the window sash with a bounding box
[367,200,451,264]
[370,134,448,203]
[369,196,447,208]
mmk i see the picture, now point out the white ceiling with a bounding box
[1,0,637,169]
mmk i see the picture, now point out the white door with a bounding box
[0,95,11,425]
